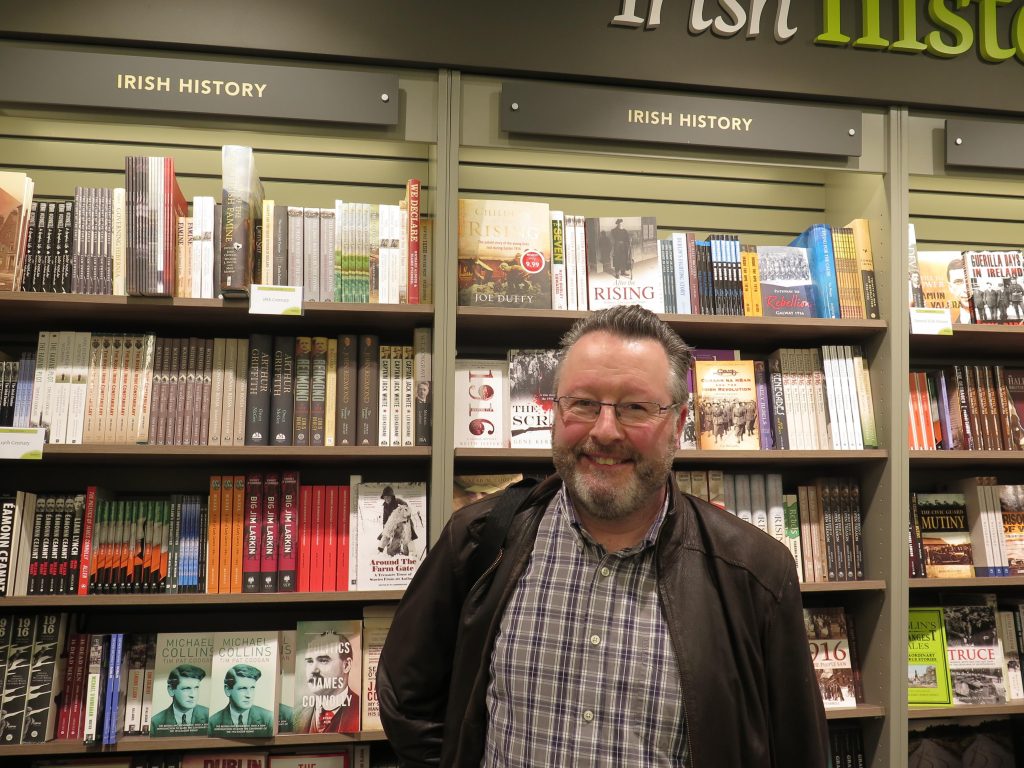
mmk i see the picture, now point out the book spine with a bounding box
[242,473,263,593]
[293,336,312,446]
[244,333,273,445]
[406,179,421,303]
[767,352,789,450]
[22,613,67,743]
[260,472,280,592]
[337,334,357,445]
[310,336,328,446]
[325,337,338,446]
[0,615,36,743]
[357,335,380,445]
[279,471,299,592]
[270,335,295,446]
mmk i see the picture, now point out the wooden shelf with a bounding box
[909,702,1024,719]
[455,448,888,465]
[825,705,886,720]
[8,445,431,465]
[911,325,1024,358]
[801,580,886,594]
[0,293,432,335]
[0,731,388,757]
[909,450,1024,468]
[909,576,1024,589]
[456,307,887,350]
[0,590,403,609]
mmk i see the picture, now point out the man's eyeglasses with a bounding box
[554,395,679,426]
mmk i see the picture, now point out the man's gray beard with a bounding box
[552,433,676,521]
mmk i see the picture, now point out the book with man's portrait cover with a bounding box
[293,620,362,735]
[150,632,214,737]
[208,631,280,738]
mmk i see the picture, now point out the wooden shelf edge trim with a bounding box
[825,705,886,720]
[455,448,889,461]
[910,576,1024,589]
[909,703,1024,719]
[800,580,886,593]
[0,590,404,608]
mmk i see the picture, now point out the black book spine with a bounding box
[356,334,380,445]
[198,497,208,594]
[273,203,289,284]
[337,334,357,446]
[65,494,84,595]
[293,337,311,446]
[53,202,67,294]
[27,496,47,595]
[0,497,15,597]
[54,496,73,594]
[62,199,75,293]
[0,615,36,742]
[270,335,295,446]
[41,202,56,292]
[309,337,327,446]
[20,201,39,291]
[244,333,273,445]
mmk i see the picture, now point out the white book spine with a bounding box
[997,610,1024,701]
[671,232,692,314]
[573,215,588,311]
[401,345,414,446]
[734,473,752,525]
[111,187,126,296]
[987,482,1010,575]
[839,345,864,449]
[320,207,336,302]
[750,473,768,533]
[261,199,274,286]
[65,331,92,444]
[563,212,578,311]
[821,346,844,450]
[134,334,156,444]
[550,211,567,311]
[808,348,830,451]
[48,331,75,444]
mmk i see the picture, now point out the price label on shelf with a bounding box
[0,427,45,460]
[249,284,304,316]
[909,307,953,336]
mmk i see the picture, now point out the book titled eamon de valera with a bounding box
[457,199,552,309]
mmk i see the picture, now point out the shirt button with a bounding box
[600,566,611,577]
[590,634,601,646]
[582,710,594,722]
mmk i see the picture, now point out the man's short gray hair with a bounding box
[554,305,693,404]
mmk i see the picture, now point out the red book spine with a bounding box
[406,179,421,304]
[298,484,313,592]
[278,471,299,592]
[323,485,338,592]
[56,632,82,739]
[337,485,350,592]
[260,473,280,592]
[242,473,263,593]
[310,485,325,593]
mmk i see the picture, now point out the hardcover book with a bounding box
[963,250,1024,325]
[292,620,362,734]
[361,605,395,733]
[908,607,954,706]
[804,607,859,709]
[208,631,280,738]
[149,632,214,737]
[583,216,662,312]
[354,481,427,591]
[913,492,974,579]
[453,359,508,449]
[457,198,552,309]
[693,359,759,450]
[506,349,558,449]
[756,245,814,317]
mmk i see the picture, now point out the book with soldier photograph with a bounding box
[963,250,1024,325]
[912,492,974,579]
[208,631,280,738]
[457,198,552,310]
[354,481,427,590]
[583,216,662,313]
[803,607,859,709]
[941,594,1005,705]
[292,620,362,734]
[150,632,214,737]
[756,245,814,318]
[507,348,558,450]
[693,359,759,451]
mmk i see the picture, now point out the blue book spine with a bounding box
[660,240,676,314]
[791,224,841,319]
[102,633,122,745]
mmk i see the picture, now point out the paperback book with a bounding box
[804,606,859,709]
[292,620,362,734]
[693,359,759,450]
[208,631,280,738]
[583,216,662,312]
[506,349,558,449]
[756,245,814,317]
[354,482,427,590]
[149,632,214,737]
[452,359,508,449]
[942,594,1005,706]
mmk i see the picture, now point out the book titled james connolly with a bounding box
[354,482,427,591]
[584,216,662,312]
[457,199,552,309]
[208,631,280,738]
[293,620,362,735]
[963,250,1024,325]
[693,359,759,450]
[507,349,558,449]
[150,632,214,737]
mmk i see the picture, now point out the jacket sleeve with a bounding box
[765,566,830,768]
[377,514,472,768]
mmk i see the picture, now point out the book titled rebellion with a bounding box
[208,631,280,738]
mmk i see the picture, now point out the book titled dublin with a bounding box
[457,199,552,309]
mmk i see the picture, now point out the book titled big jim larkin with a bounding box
[208,631,280,738]
[457,199,552,309]
[584,216,662,313]
[243,474,264,594]
[150,632,214,737]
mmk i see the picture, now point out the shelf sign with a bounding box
[910,307,953,337]
[0,428,45,460]
[946,119,1024,172]
[0,43,399,126]
[500,81,862,157]
[249,284,304,316]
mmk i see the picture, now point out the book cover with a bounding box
[354,482,427,591]
[208,631,279,738]
[453,359,508,449]
[361,605,395,733]
[756,245,814,317]
[942,595,1005,705]
[219,145,263,298]
[506,349,558,449]
[693,359,759,450]
[997,484,1024,575]
[964,250,1024,325]
[292,620,362,734]
[583,216,662,312]
[277,629,295,733]
[915,250,970,324]
[0,614,35,743]
[803,607,858,709]
[908,607,954,706]
[0,171,33,292]
[149,632,214,736]
[999,368,1024,451]
[914,492,974,579]
[413,327,432,447]
[457,198,552,309]
[789,224,839,318]
[21,612,68,743]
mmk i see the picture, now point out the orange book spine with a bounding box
[230,474,245,593]
[207,476,221,594]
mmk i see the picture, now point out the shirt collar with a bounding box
[556,483,671,556]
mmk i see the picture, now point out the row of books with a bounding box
[0,161,429,303]
[828,725,868,768]
[804,606,864,710]
[453,345,877,452]
[0,611,393,745]
[33,750,384,768]
[682,471,864,584]
[909,233,1024,326]
[0,477,427,597]
[11,329,431,447]
[456,198,880,319]
[909,365,1024,452]
[908,720,1018,767]
[909,480,1024,579]
[907,594,1024,708]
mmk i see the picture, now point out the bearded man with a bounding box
[379,304,827,768]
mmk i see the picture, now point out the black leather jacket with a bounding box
[378,475,829,767]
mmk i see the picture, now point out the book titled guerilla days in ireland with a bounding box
[457,199,552,309]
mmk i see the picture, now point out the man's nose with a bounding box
[588,403,625,440]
